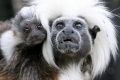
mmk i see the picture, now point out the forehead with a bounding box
[53,17,86,23]
[21,19,40,25]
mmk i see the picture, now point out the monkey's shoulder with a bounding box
[0,21,12,34]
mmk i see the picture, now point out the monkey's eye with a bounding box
[36,24,42,30]
[23,27,31,33]
[55,22,65,30]
[74,21,82,29]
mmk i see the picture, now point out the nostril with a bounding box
[71,30,74,33]
[60,41,63,43]
[62,30,74,34]
[62,30,65,33]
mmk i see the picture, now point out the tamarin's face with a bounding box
[17,19,47,46]
[50,17,100,57]
[50,17,92,57]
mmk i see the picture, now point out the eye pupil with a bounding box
[37,24,42,30]
[37,26,41,29]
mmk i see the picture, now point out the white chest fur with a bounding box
[58,64,90,80]
[0,30,22,62]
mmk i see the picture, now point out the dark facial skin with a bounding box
[17,19,47,46]
[49,17,101,67]
[50,17,92,57]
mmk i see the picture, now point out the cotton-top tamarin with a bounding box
[28,0,118,79]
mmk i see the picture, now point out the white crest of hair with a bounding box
[0,30,22,62]
[34,8,59,68]
[58,63,90,80]
[42,17,59,68]
[30,0,118,77]
[17,6,36,20]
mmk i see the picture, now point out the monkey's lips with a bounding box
[26,39,43,46]
[57,37,80,54]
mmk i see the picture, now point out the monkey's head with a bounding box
[50,17,100,57]
[33,0,117,77]
[15,19,47,46]
[12,7,47,46]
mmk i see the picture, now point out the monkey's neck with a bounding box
[53,50,92,80]
[53,49,81,68]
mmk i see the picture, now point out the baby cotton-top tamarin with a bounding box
[0,7,47,62]
[0,7,50,80]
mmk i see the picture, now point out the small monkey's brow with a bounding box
[77,16,85,19]
[51,15,62,21]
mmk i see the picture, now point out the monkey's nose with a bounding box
[32,35,39,39]
[27,35,43,45]
[62,29,74,35]
[30,35,41,43]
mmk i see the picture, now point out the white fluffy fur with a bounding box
[31,0,118,78]
[40,15,58,67]
[17,6,36,19]
[58,63,90,80]
[0,30,22,62]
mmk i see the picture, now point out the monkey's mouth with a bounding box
[63,38,74,43]
[57,36,80,54]
[26,39,43,46]
[60,36,79,44]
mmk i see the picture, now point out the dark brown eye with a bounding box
[23,27,31,33]
[36,24,42,30]
[74,21,82,29]
[56,22,65,30]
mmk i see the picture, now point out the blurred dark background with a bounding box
[0,0,23,20]
[0,0,13,20]
[0,0,120,80]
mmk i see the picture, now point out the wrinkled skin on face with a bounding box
[50,17,92,57]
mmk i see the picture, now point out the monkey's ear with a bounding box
[89,25,100,40]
